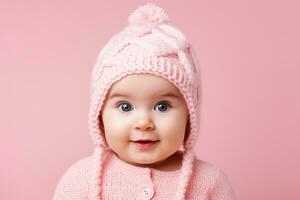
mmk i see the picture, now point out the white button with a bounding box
[142,187,153,199]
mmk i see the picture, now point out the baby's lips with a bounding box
[130,139,159,142]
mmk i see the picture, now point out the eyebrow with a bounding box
[108,92,181,100]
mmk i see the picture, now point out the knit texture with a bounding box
[53,151,235,200]
[53,3,235,200]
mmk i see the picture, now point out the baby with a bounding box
[53,3,235,200]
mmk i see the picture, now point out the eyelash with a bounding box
[115,101,172,112]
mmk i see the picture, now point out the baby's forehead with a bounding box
[108,90,182,100]
[106,74,184,101]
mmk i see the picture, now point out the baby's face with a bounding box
[100,74,189,167]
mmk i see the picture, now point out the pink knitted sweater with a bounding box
[53,151,235,200]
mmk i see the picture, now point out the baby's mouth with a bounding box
[134,140,158,143]
[130,140,160,149]
[131,139,159,143]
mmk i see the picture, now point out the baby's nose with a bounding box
[134,114,155,131]
[135,121,155,131]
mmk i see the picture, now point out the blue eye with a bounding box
[116,101,172,112]
[155,102,171,112]
[117,102,132,112]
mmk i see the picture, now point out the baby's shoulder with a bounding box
[193,158,218,172]
[65,155,95,186]
[192,158,235,198]
[191,158,225,184]
[53,155,94,199]
[72,154,94,171]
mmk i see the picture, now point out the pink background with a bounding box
[1,0,299,199]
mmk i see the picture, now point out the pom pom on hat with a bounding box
[128,3,169,26]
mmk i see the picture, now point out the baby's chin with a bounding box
[128,155,161,164]
[116,152,164,167]
[128,152,175,168]
[126,152,182,171]
[128,158,165,168]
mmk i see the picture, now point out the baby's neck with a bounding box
[132,151,183,172]
[155,151,183,171]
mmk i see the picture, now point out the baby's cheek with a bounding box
[105,131,127,150]
[103,111,126,129]
[158,115,186,131]
[105,118,131,139]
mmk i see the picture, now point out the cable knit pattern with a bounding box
[54,3,235,199]
[53,151,235,200]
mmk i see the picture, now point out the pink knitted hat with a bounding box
[88,3,202,200]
